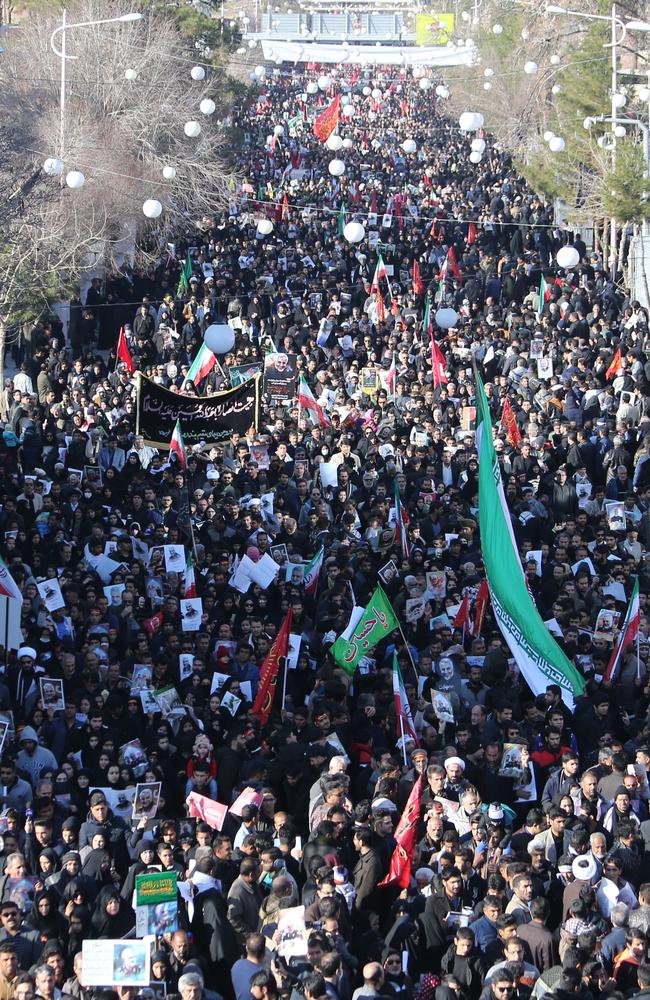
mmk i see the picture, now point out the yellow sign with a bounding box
[415,12,455,46]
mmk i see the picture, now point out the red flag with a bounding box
[412,259,424,296]
[500,396,522,447]
[378,773,424,889]
[143,611,164,636]
[606,347,623,380]
[251,609,292,725]
[472,579,490,637]
[313,95,340,142]
[442,247,463,282]
[281,193,290,222]
[467,222,477,246]
[454,593,471,631]
[116,327,135,373]
[431,338,448,388]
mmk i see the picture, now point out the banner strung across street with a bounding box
[136,374,260,447]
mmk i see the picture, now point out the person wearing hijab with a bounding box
[120,840,157,903]
[90,886,135,938]
[24,890,68,944]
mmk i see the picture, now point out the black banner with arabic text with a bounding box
[136,374,261,448]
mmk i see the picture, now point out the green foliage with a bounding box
[602,140,650,223]
[141,0,240,64]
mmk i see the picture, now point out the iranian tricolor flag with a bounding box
[537,274,551,316]
[182,343,216,391]
[394,481,410,558]
[604,577,640,683]
[0,553,22,602]
[303,546,324,595]
[170,419,187,470]
[184,551,197,599]
[298,376,329,427]
[391,653,418,748]
[475,364,585,709]
[370,254,389,295]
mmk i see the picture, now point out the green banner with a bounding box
[331,585,399,676]
[135,870,177,906]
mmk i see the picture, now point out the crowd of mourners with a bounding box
[3,54,650,1000]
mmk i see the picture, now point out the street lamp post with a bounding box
[50,10,143,162]
[546,5,650,277]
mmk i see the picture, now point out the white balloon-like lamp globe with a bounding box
[343,221,365,243]
[142,199,163,219]
[435,308,458,329]
[204,324,235,355]
[200,99,216,115]
[65,171,85,189]
[184,121,202,138]
[556,246,580,269]
[328,159,345,176]
[43,157,63,177]
[191,66,206,81]
[256,219,274,236]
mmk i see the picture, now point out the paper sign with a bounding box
[81,940,151,987]
[319,460,339,490]
[131,664,152,692]
[287,633,302,670]
[249,553,280,589]
[39,677,65,713]
[132,782,161,820]
[277,905,308,959]
[179,654,194,681]
[221,691,242,717]
[229,786,264,817]
[431,690,454,724]
[594,609,620,642]
[37,578,65,612]
[181,598,203,631]
[164,545,186,573]
[187,790,228,831]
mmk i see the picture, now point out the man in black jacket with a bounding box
[190,857,239,999]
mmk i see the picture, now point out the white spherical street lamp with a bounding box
[65,170,85,189]
[142,199,163,219]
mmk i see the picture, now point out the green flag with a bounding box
[331,585,399,676]
[475,365,585,708]
[177,252,193,297]
[338,201,346,237]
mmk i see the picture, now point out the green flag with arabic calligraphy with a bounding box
[331,585,399,676]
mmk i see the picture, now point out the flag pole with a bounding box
[398,714,408,768]
[397,620,419,691]
[281,655,289,711]
[637,621,641,681]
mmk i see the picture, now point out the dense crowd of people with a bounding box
[3,53,650,1000]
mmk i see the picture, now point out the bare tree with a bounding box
[0,0,238,400]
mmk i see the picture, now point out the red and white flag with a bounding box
[391,653,418,748]
[304,546,324,595]
[454,592,471,634]
[604,577,640,683]
[169,420,187,470]
[184,551,197,599]
[298,376,329,427]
